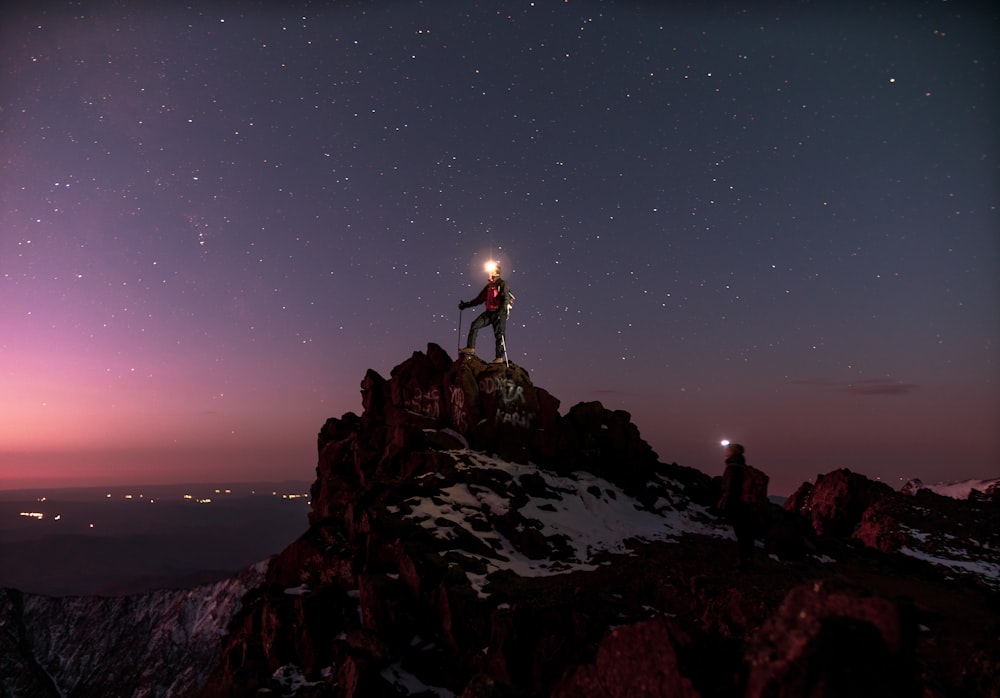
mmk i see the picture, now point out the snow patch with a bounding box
[272,664,323,695]
[381,662,457,698]
[403,449,727,597]
[899,546,1000,587]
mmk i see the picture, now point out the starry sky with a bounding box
[2,1,997,495]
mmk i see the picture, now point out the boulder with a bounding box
[784,468,894,538]
[551,617,701,698]
[745,579,919,698]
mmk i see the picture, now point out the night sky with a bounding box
[2,1,997,495]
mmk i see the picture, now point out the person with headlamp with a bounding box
[458,261,513,364]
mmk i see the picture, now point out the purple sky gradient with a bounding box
[2,1,997,495]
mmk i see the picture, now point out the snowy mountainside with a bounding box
[400,449,1000,594]
[0,561,266,697]
[902,476,1000,500]
[207,410,1000,696]
[399,447,726,597]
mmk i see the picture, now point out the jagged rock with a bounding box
[853,496,908,553]
[550,617,700,698]
[784,468,894,537]
[553,401,659,496]
[782,479,812,514]
[744,579,920,698]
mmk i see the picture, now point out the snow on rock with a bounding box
[404,449,724,596]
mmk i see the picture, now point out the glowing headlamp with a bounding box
[720,439,730,447]
[485,260,499,275]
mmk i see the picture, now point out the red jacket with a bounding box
[468,278,510,312]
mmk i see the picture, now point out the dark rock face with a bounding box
[3,345,999,698]
[784,468,895,538]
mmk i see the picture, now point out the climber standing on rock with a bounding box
[717,441,770,570]
[458,260,513,364]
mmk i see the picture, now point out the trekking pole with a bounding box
[500,297,513,367]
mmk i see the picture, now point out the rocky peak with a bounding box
[3,346,998,698]
[198,346,998,697]
[310,344,659,528]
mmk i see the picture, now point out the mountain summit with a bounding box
[4,345,998,697]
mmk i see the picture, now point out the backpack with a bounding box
[719,463,769,512]
[741,465,769,508]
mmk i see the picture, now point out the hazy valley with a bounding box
[0,481,311,596]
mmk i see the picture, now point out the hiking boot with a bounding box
[492,357,505,364]
[459,347,475,355]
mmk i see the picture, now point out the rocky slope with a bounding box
[2,344,998,697]
[0,562,266,697]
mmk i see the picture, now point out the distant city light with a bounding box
[19,512,44,519]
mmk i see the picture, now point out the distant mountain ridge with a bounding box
[1,344,997,697]
[901,476,1000,500]
[0,562,266,697]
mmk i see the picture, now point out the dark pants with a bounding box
[734,519,755,569]
[727,506,757,569]
[467,309,506,359]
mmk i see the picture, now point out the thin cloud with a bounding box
[845,379,918,396]
[789,378,918,396]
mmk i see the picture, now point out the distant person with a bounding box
[717,442,769,570]
[458,261,513,363]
